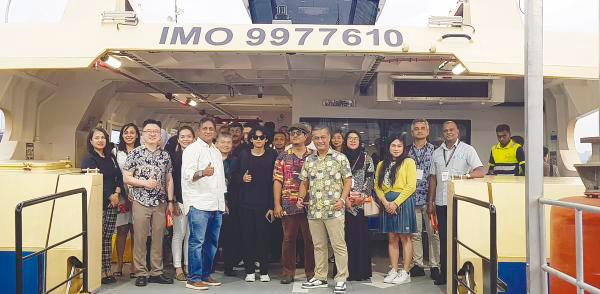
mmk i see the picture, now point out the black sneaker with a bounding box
[410,265,426,277]
[148,274,174,284]
[280,276,294,284]
[301,277,328,289]
[430,267,440,280]
[224,269,237,277]
[135,276,148,287]
[434,278,447,285]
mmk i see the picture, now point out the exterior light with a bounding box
[100,55,122,69]
[452,63,466,75]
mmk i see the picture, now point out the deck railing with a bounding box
[15,188,89,294]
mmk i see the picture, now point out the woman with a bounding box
[112,123,140,278]
[343,130,375,281]
[331,129,345,152]
[374,133,417,285]
[169,126,196,281]
[81,127,125,284]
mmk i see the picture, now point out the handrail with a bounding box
[452,194,498,294]
[15,188,89,294]
[539,197,600,294]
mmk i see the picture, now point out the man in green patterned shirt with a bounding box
[297,125,352,293]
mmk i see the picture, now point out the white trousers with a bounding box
[172,202,189,268]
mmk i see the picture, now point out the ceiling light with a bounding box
[187,98,198,107]
[100,55,122,69]
[452,63,466,75]
[257,85,264,99]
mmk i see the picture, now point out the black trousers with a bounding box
[240,207,270,275]
[345,211,372,281]
[436,205,448,281]
[222,200,243,271]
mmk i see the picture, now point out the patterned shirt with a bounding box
[299,149,352,220]
[408,142,435,206]
[273,148,313,216]
[123,145,173,207]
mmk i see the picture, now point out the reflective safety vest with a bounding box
[489,140,525,176]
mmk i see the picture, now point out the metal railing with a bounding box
[539,198,600,294]
[452,194,498,294]
[15,188,89,294]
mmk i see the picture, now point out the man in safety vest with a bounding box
[488,124,525,176]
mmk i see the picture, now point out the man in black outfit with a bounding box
[238,126,278,282]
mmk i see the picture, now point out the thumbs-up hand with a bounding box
[145,176,158,189]
[203,162,215,177]
[243,170,252,183]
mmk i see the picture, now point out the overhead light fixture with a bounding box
[257,85,264,99]
[452,63,466,75]
[100,55,122,69]
[186,98,198,107]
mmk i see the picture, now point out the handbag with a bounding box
[363,196,380,217]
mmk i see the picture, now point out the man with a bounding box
[297,126,352,294]
[229,122,244,150]
[429,121,485,285]
[123,119,175,287]
[182,117,227,290]
[273,123,316,285]
[219,124,230,136]
[286,123,317,152]
[273,131,287,153]
[216,133,243,276]
[488,124,526,176]
[238,126,278,282]
[407,119,440,280]
[544,146,560,177]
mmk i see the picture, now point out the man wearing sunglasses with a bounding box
[273,123,316,284]
[238,126,279,282]
[285,123,316,152]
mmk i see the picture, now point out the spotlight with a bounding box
[257,85,264,99]
[186,98,198,107]
[100,55,122,69]
[452,63,466,75]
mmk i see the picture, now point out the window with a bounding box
[574,110,599,163]
[0,109,5,142]
[249,0,380,25]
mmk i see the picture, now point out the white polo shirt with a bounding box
[430,140,483,206]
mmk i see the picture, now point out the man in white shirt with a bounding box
[182,117,227,291]
[428,121,485,286]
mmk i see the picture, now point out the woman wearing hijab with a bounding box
[343,130,375,281]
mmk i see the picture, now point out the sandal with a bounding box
[175,271,187,281]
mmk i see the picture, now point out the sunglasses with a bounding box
[251,135,267,140]
[289,130,306,137]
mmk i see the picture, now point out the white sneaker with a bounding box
[301,277,329,289]
[245,274,256,282]
[334,281,347,293]
[383,269,399,284]
[392,270,411,285]
[260,274,271,282]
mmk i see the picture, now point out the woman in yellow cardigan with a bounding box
[374,134,417,285]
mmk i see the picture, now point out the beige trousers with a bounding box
[132,201,166,277]
[308,216,349,282]
[411,204,440,268]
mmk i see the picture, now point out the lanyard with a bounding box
[443,142,460,168]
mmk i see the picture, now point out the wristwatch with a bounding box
[340,198,346,205]
[167,199,175,203]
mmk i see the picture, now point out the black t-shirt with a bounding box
[169,149,183,203]
[81,151,124,210]
[238,148,278,211]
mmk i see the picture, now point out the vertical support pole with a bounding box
[524,0,545,293]
[575,209,584,294]
[490,205,498,294]
[452,197,458,294]
[82,189,89,293]
[539,203,549,294]
[15,205,23,294]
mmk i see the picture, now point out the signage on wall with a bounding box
[322,99,356,107]
[26,143,34,160]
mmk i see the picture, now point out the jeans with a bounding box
[188,207,223,282]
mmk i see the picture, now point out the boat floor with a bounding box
[99,256,446,294]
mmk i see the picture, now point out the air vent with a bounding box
[393,80,489,98]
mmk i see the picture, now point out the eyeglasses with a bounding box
[289,130,306,137]
[143,130,161,134]
[251,135,267,140]
[347,136,360,141]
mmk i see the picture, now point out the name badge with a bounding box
[442,171,450,182]
[416,169,424,180]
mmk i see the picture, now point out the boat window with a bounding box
[574,110,599,163]
[0,109,5,142]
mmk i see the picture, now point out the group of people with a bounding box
[82,117,534,292]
